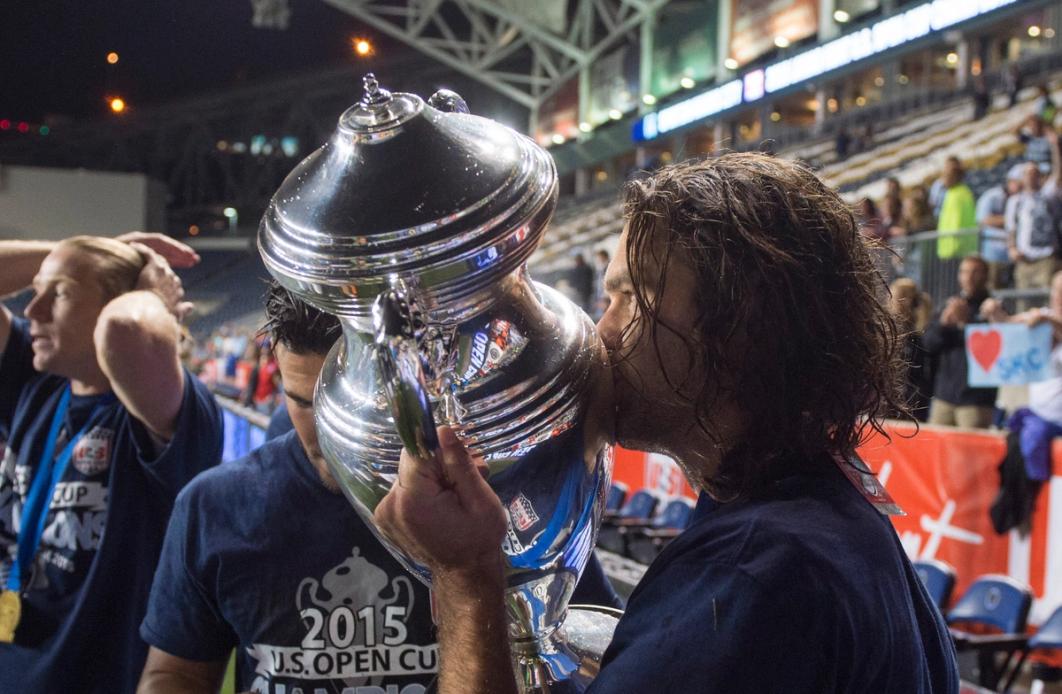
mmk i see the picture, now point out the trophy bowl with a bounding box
[259,74,618,692]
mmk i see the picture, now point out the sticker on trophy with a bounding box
[501,523,527,555]
[509,493,540,532]
[72,426,113,477]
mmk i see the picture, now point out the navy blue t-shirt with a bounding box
[588,460,960,694]
[142,431,437,694]
[265,401,293,441]
[0,317,223,693]
[142,430,620,694]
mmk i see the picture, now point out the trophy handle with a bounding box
[372,284,439,460]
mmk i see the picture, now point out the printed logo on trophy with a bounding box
[508,493,540,532]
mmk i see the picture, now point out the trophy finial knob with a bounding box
[361,73,392,106]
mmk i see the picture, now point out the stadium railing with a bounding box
[886,228,1050,312]
[215,395,269,463]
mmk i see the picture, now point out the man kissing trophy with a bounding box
[259,74,618,692]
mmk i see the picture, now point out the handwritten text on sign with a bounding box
[965,323,1052,386]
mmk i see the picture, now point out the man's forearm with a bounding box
[0,240,55,297]
[434,560,518,694]
[136,670,215,694]
[136,648,226,694]
[95,290,184,440]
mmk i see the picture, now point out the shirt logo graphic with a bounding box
[246,546,435,692]
[72,426,113,477]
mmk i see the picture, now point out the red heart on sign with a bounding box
[969,329,1002,372]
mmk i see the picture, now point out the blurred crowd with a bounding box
[183,323,281,414]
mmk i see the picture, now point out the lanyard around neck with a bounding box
[5,385,113,593]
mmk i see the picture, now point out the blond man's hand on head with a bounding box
[126,243,194,322]
[117,232,200,269]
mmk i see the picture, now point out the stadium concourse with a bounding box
[4,0,1062,692]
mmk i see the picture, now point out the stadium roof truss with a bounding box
[322,0,669,113]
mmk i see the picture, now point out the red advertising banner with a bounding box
[612,422,1062,627]
[729,0,819,67]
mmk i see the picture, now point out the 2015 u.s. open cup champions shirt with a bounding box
[0,317,224,693]
[141,431,441,694]
[142,429,624,694]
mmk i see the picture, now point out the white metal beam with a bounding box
[321,0,668,115]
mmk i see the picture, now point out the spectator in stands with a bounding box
[249,347,280,415]
[1016,113,1054,172]
[882,196,906,238]
[857,122,874,153]
[835,126,851,160]
[1004,63,1023,108]
[0,234,223,693]
[137,283,620,693]
[923,255,997,429]
[883,176,902,209]
[373,154,959,693]
[889,278,933,422]
[592,249,611,320]
[569,252,595,312]
[857,198,888,242]
[902,186,937,234]
[929,156,961,217]
[1034,84,1057,126]
[594,249,610,282]
[935,158,978,261]
[972,75,991,120]
[976,163,1025,289]
[1006,128,1062,308]
[982,270,1062,482]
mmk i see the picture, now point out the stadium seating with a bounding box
[913,558,958,609]
[1011,605,1062,694]
[597,489,660,555]
[531,75,1062,280]
[947,574,1033,690]
[624,497,696,565]
[605,481,628,513]
[178,248,271,338]
[839,79,1062,204]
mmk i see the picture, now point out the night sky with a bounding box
[0,1,397,123]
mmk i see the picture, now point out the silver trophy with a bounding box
[259,74,618,692]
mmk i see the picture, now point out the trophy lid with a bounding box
[259,73,557,324]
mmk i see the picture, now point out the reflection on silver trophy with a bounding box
[259,74,618,692]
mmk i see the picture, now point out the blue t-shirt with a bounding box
[265,401,293,441]
[142,430,620,694]
[0,318,223,693]
[588,459,959,694]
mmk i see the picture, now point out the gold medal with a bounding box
[0,589,21,643]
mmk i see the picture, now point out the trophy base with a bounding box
[511,605,622,693]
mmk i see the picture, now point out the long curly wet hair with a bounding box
[620,153,909,500]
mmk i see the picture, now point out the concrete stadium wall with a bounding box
[0,165,165,240]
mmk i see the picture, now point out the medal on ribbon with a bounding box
[0,589,20,643]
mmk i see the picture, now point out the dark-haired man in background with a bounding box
[137,283,620,694]
[373,154,959,693]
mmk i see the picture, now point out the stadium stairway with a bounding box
[178,247,271,339]
[835,76,1062,204]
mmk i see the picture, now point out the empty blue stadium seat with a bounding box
[605,482,628,513]
[948,574,1033,691]
[948,574,1032,635]
[913,558,957,609]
